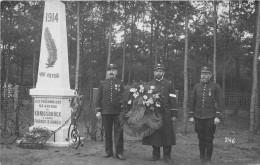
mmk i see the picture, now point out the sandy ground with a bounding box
[1,116,260,165]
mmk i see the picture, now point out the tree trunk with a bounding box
[127,7,136,85]
[183,4,189,135]
[213,1,217,83]
[0,43,2,111]
[107,4,113,66]
[154,19,159,64]
[149,4,154,81]
[33,41,36,88]
[248,1,260,143]
[75,2,80,90]
[122,2,127,82]
[20,58,24,85]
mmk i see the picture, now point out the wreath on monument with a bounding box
[120,82,163,138]
[18,126,52,149]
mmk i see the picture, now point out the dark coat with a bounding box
[95,78,124,114]
[142,78,178,147]
[189,82,224,119]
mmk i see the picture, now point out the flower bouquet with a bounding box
[18,126,52,149]
[121,82,163,138]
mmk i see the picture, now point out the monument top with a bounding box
[30,1,74,97]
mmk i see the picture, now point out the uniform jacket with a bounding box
[189,82,224,119]
[142,78,178,147]
[95,78,124,114]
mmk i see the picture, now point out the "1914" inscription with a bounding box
[46,13,58,22]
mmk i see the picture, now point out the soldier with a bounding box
[189,66,224,165]
[142,63,178,163]
[95,63,125,160]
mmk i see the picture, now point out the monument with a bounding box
[30,1,75,147]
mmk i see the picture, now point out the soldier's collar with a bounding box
[107,77,116,80]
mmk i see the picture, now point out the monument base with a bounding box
[29,125,70,147]
[45,141,69,147]
[29,88,75,147]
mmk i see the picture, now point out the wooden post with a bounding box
[91,88,98,141]
[175,90,179,107]
[14,85,19,136]
[173,90,179,135]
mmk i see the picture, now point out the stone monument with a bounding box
[30,1,75,147]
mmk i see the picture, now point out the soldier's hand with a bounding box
[214,117,220,125]
[171,117,177,121]
[96,112,101,119]
[189,117,194,123]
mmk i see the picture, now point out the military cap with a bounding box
[107,63,118,70]
[201,66,211,73]
[153,63,165,71]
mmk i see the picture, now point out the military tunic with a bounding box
[189,82,224,119]
[95,78,124,114]
[142,78,178,147]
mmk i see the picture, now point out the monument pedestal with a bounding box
[30,89,75,147]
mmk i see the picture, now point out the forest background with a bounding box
[1,0,260,144]
[1,0,259,92]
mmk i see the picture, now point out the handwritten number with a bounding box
[225,137,235,144]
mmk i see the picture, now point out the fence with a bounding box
[1,86,258,135]
[16,86,256,114]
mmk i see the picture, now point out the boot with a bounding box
[205,140,213,164]
[199,140,206,163]
[151,146,160,161]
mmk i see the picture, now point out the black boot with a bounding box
[163,146,172,163]
[150,146,160,161]
[205,140,213,164]
[199,140,206,163]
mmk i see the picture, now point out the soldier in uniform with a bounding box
[189,66,224,165]
[142,63,178,163]
[95,63,125,160]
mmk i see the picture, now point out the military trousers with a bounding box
[102,114,124,155]
[194,117,216,161]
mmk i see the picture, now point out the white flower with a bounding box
[143,95,148,100]
[153,94,159,99]
[148,90,153,94]
[156,102,160,107]
[147,98,154,104]
[150,86,155,90]
[139,88,144,93]
[128,100,132,104]
[130,88,137,92]
[140,85,144,89]
[133,92,139,98]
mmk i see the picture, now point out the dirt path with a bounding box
[1,122,260,165]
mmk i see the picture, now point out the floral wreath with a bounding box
[120,82,163,138]
[20,126,52,144]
